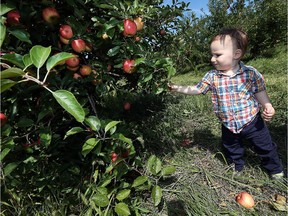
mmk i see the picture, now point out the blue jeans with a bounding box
[222,113,283,174]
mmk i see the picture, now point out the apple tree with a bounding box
[0,0,188,214]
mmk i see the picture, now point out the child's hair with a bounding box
[212,28,248,57]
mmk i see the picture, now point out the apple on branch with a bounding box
[133,17,144,31]
[0,112,7,127]
[6,10,21,26]
[123,102,131,111]
[42,7,60,24]
[123,59,136,74]
[123,19,137,37]
[71,39,86,53]
[79,65,92,76]
[59,25,73,39]
[65,55,80,67]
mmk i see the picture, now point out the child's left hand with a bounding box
[262,104,275,122]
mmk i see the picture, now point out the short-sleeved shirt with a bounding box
[196,62,266,134]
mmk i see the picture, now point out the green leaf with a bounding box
[64,127,85,139]
[22,54,32,69]
[82,138,100,157]
[52,90,85,122]
[39,127,52,147]
[107,46,120,57]
[30,45,51,69]
[131,176,148,188]
[112,133,132,145]
[104,121,121,133]
[0,23,6,48]
[147,155,162,175]
[84,116,101,131]
[116,189,131,201]
[115,202,131,216]
[0,148,11,161]
[0,4,15,16]
[161,166,176,176]
[0,68,25,79]
[46,52,74,72]
[0,79,16,93]
[152,185,162,206]
[1,53,25,68]
[92,194,109,207]
[8,28,32,44]
[17,117,34,127]
[3,161,21,176]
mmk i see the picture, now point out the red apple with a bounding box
[67,66,79,71]
[73,73,82,79]
[181,139,191,147]
[71,39,86,53]
[6,10,21,25]
[59,36,70,44]
[235,192,255,209]
[160,29,166,36]
[65,55,80,67]
[135,36,141,42]
[123,102,131,111]
[123,59,136,74]
[59,25,73,39]
[111,152,118,162]
[123,19,137,37]
[42,7,60,24]
[0,112,7,127]
[133,17,144,31]
[79,65,92,76]
[107,64,112,72]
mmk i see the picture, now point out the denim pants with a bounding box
[222,113,283,174]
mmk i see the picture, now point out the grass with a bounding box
[138,45,287,215]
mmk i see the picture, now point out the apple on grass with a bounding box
[235,192,255,209]
[123,19,137,37]
[123,59,136,74]
[42,7,60,24]
[0,112,7,127]
[59,25,73,39]
[71,39,86,53]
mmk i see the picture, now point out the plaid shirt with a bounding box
[196,62,266,134]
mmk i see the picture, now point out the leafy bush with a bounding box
[0,0,188,214]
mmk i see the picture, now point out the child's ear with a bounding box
[234,49,242,59]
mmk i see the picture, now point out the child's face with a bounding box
[210,36,239,72]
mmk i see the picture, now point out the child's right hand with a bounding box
[167,83,177,92]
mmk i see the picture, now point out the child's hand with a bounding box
[167,83,177,92]
[261,104,275,122]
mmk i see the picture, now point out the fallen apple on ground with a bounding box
[235,192,255,209]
